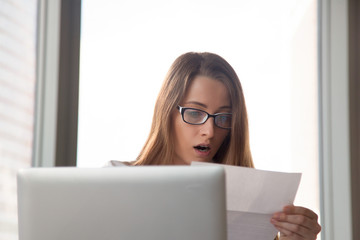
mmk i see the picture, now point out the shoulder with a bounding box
[104,160,132,167]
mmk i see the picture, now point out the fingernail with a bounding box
[284,204,295,210]
[272,213,280,220]
[283,206,291,212]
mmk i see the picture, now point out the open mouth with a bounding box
[194,145,210,152]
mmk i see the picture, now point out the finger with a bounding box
[283,205,319,220]
[275,225,303,240]
[272,212,318,232]
[271,218,317,239]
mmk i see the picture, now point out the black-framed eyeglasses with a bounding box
[177,106,232,129]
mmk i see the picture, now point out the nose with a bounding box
[200,118,215,138]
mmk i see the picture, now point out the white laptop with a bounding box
[17,166,227,240]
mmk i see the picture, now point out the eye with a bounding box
[184,109,206,123]
[186,110,203,118]
[215,114,232,127]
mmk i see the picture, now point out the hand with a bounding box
[271,205,321,240]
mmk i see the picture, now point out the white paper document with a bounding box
[191,162,302,240]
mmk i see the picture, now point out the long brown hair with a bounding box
[133,52,254,168]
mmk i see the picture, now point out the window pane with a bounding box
[0,0,38,239]
[78,0,320,236]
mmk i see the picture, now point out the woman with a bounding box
[125,52,321,239]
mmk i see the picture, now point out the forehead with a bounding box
[181,75,231,109]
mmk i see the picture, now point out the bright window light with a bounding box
[77,0,320,229]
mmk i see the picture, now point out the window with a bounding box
[0,0,38,239]
[78,0,320,237]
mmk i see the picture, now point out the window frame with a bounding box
[33,0,80,167]
[318,0,355,239]
[33,0,360,239]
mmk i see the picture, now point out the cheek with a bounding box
[172,113,187,143]
[174,117,191,141]
[215,130,230,148]
[172,115,199,152]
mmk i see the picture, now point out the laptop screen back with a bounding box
[17,166,226,240]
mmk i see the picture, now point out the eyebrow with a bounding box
[183,101,232,111]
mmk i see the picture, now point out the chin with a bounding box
[191,159,212,164]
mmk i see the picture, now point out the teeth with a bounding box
[195,146,209,151]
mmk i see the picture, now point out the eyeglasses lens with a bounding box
[183,108,231,128]
[215,115,231,128]
[184,109,207,124]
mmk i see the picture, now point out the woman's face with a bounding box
[172,75,231,165]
